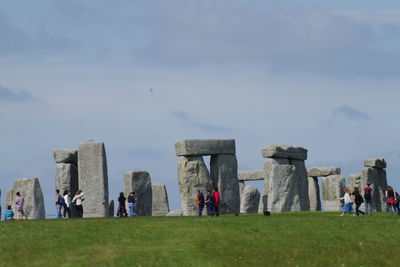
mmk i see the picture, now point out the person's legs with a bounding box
[215,205,220,216]
[129,203,134,217]
[66,207,71,218]
[198,204,204,216]
[56,204,62,219]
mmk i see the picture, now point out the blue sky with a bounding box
[1,0,400,216]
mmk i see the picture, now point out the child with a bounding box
[340,188,355,216]
[4,205,14,221]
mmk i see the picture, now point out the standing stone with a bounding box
[152,184,170,216]
[361,167,387,212]
[124,171,152,216]
[240,185,260,214]
[56,163,78,195]
[78,141,109,218]
[109,200,114,217]
[6,189,13,207]
[292,159,310,211]
[263,158,290,196]
[210,154,240,214]
[239,181,245,197]
[322,175,345,211]
[348,173,362,190]
[9,178,45,219]
[178,156,213,216]
[308,177,321,211]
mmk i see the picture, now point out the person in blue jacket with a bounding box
[4,205,14,220]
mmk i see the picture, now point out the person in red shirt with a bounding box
[213,188,220,217]
[363,183,373,215]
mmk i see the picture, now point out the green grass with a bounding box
[1,212,399,266]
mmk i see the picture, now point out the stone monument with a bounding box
[124,171,152,216]
[240,185,260,214]
[152,184,169,216]
[322,175,345,211]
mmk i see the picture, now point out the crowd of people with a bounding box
[195,188,220,216]
[339,184,400,216]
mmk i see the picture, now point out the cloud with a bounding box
[333,105,371,121]
[0,85,32,102]
[170,110,232,132]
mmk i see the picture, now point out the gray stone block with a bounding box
[238,170,264,181]
[152,184,170,216]
[322,175,345,211]
[178,156,213,216]
[10,178,45,219]
[263,158,290,196]
[364,158,386,168]
[348,173,362,190]
[240,185,260,214]
[56,163,78,195]
[308,177,321,211]
[78,141,109,218]
[307,167,341,177]
[210,154,240,214]
[167,210,183,216]
[124,171,152,216]
[292,159,310,211]
[6,189,13,207]
[239,181,245,197]
[361,167,387,212]
[53,149,78,164]
[261,145,308,160]
[175,139,235,156]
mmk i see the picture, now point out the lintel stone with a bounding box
[261,145,307,160]
[364,158,386,168]
[238,170,264,181]
[53,149,78,164]
[307,167,341,177]
[175,139,235,156]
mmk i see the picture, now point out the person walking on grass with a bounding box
[205,189,214,216]
[385,186,397,215]
[394,192,400,215]
[63,190,71,218]
[363,183,373,215]
[128,192,136,217]
[15,192,25,220]
[118,192,127,217]
[55,189,64,219]
[213,188,220,216]
[340,188,355,216]
[72,190,85,218]
[352,187,365,216]
[4,205,14,220]
[196,190,205,216]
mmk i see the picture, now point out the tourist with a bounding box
[72,190,85,218]
[4,205,14,220]
[196,190,205,216]
[55,189,64,219]
[394,191,400,215]
[352,187,365,216]
[128,192,136,217]
[15,192,25,220]
[205,189,214,216]
[213,188,220,216]
[363,183,373,215]
[63,190,71,218]
[385,186,397,215]
[118,192,127,217]
[339,188,355,216]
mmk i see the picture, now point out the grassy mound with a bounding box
[0,212,398,266]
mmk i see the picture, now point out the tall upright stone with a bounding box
[152,184,170,216]
[78,141,109,218]
[308,177,321,211]
[361,159,387,212]
[124,171,152,216]
[56,163,78,194]
[9,178,45,219]
[322,175,345,211]
[210,154,240,214]
[240,185,260,214]
[348,173,362,190]
[178,156,212,216]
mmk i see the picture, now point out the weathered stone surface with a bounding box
[56,163,78,194]
[6,189,13,207]
[322,175,345,211]
[361,167,387,212]
[53,149,78,164]
[347,173,362,190]
[78,141,109,218]
[308,177,321,211]
[167,210,183,216]
[10,178,45,219]
[109,200,114,217]
[291,159,310,211]
[239,181,245,197]
[307,167,341,177]
[238,170,264,181]
[364,158,386,168]
[263,158,290,196]
[178,156,213,216]
[261,145,307,160]
[124,171,152,216]
[210,154,240,214]
[175,139,235,156]
[152,184,169,216]
[240,185,260,214]
[258,195,268,213]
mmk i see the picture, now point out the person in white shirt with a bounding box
[63,190,71,218]
[72,190,85,218]
[340,188,355,216]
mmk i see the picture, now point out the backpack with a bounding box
[364,188,372,200]
[58,196,65,206]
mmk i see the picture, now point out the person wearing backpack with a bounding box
[352,187,365,216]
[118,192,127,217]
[205,189,214,216]
[363,184,373,215]
[385,186,397,215]
[55,189,64,219]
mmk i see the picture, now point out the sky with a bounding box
[1,0,400,217]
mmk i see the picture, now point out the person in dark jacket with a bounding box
[352,187,365,216]
[205,189,214,216]
[197,190,205,216]
[363,184,373,215]
[118,192,127,217]
[386,186,397,215]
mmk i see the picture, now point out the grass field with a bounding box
[0,212,399,266]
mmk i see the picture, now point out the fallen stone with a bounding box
[322,175,345,211]
[307,167,341,177]
[238,170,264,181]
[167,210,183,216]
[109,200,114,217]
[240,185,260,214]
[78,141,109,218]
[175,139,235,156]
[53,149,78,164]
[178,156,213,216]
[124,171,152,216]
[152,184,170,216]
[308,177,321,211]
[210,154,240,214]
[261,145,307,160]
[364,158,386,168]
